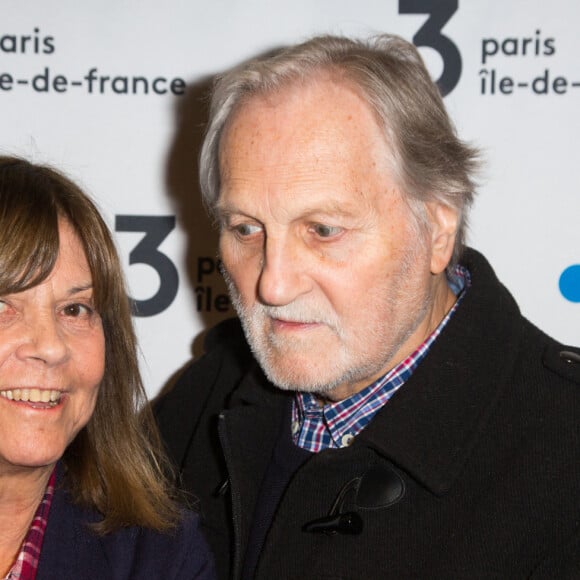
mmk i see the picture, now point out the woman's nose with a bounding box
[16,313,69,366]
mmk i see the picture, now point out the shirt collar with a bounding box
[5,466,56,580]
[293,265,471,452]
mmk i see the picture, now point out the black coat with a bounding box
[155,248,580,579]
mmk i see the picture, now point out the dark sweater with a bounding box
[241,404,312,579]
[37,465,215,579]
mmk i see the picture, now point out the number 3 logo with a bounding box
[115,215,179,317]
[399,0,462,96]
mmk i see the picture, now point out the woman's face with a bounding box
[0,219,105,473]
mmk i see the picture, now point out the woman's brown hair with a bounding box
[0,155,179,533]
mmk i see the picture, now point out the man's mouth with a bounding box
[0,388,62,408]
[272,317,321,328]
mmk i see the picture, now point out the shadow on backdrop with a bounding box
[158,45,286,399]
[158,75,233,397]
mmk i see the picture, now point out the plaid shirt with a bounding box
[5,467,56,580]
[292,266,470,452]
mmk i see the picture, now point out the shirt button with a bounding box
[341,433,354,447]
[291,421,301,436]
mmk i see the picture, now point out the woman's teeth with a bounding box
[0,388,61,406]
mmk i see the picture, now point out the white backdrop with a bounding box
[2,0,579,397]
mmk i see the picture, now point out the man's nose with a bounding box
[17,314,69,366]
[258,236,312,306]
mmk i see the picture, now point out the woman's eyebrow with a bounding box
[66,283,94,296]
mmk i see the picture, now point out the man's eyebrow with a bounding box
[303,201,357,217]
[214,199,238,215]
[216,199,359,218]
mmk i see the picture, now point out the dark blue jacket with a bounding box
[37,468,215,579]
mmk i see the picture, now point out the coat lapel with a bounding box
[357,248,524,495]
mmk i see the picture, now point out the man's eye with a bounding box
[312,224,343,238]
[233,223,262,237]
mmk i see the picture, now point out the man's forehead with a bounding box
[222,76,381,141]
[220,83,391,169]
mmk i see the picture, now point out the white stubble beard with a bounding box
[221,242,433,398]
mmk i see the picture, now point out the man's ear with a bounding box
[426,202,458,275]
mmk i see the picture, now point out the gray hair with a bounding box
[199,33,479,267]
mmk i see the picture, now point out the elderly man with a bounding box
[155,34,580,579]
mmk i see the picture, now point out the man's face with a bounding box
[218,78,455,400]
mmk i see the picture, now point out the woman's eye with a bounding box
[63,303,92,318]
[0,300,16,326]
[0,300,15,316]
[312,224,343,238]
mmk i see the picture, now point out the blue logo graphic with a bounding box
[559,265,580,303]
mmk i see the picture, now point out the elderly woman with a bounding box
[0,156,214,579]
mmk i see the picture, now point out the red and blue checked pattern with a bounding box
[5,467,56,580]
[292,266,470,452]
